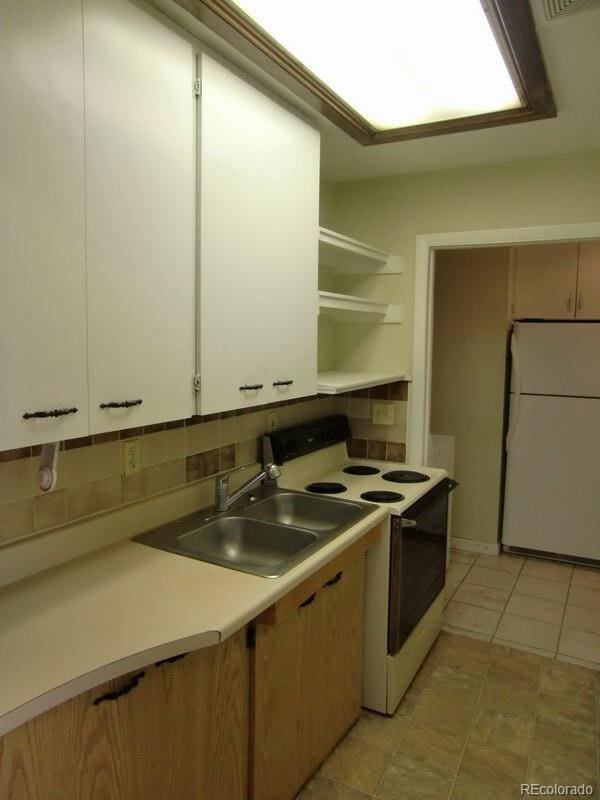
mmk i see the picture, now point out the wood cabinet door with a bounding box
[84,0,196,435]
[576,241,600,319]
[252,555,365,800]
[513,243,579,320]
[198,54,319,414]
[0,0,89,450]
[0,630,249,800]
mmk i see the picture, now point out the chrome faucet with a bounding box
[214,436,281,512]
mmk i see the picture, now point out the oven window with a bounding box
[388,480,449,655]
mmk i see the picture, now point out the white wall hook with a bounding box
[38,442,60,492]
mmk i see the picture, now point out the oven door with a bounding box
[388,478,453,655]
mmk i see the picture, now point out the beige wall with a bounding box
[431,248,510,545]
[329,150,600,372]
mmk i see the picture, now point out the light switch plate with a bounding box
[372,403,394,426]
[123,439,141,475]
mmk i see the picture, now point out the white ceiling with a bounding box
[317,0,600,182]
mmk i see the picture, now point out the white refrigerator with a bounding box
[502,321,600,561]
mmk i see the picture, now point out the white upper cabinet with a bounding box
[84,0,196,433]
[0,0,89,450]
[198,55,319,414]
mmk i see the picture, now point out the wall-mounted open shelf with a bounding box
[317,371,410,395]
[319,291,401,323]
[319,227,402,274]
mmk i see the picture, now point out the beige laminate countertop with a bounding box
[0,504,386,737]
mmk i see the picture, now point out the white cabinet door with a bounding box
[84,0,196,434]
[198,55,319,414]
[0,0,89,450]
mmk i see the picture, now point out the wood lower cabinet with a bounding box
[252,547,368,800]
[0,628,249,800]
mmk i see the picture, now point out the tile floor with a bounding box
[298,630,600,799]
[443,550,600,669]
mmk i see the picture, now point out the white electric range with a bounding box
[268,417,451,715]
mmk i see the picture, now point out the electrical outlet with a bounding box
[372,403,394,426]
[123,439,141,475]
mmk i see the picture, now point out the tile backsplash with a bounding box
[0,382,409,548]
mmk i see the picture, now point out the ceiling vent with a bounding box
[543,0,600,19]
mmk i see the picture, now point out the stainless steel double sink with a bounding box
[133,489,373,578]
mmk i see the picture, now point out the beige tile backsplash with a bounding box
[0,382,410,549]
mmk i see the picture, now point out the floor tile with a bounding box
[449,549,477,565]
[394,686,422,718]
[349,711,409,753]
[396,724,463,772]
[490,638,554,660]
[469,707,534,756]
[444,579,460,605]
[568,584,600,611]
[299,775,373,800]
[556,653,600,671]
[522,557,573,583]
[446,562,471,582]
[427,664,484,705]
[504,593,565,625]
[377,753,454,800]
[443,602,501,637]
[479,675,538,720]
[558,626,600,665]
[538,660,596,702]
[411,688,476,740]
[450,775,514,800]
[494,613,560,652]
[459,741,528,794]
[464,567,517,591]
[489,643,544,687]
[452,582,510,612]
[474,553,524,574]
[442,625,492,642]
[513,574,569,603]
[530,722,597,780]
[319,736,390,794]
[436,640,491,676]
[536,691,596,735]
[563,603,600,635]
[572,566,600,590]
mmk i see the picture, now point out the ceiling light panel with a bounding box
[230,0,523,130]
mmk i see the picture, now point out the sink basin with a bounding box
[246,492,366,531]
[133,488,374,578]
[176,516,318,577]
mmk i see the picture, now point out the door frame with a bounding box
[407,221,600,464]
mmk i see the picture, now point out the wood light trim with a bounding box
[174,0,556,145]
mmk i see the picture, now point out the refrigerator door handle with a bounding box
[506,332,522,451]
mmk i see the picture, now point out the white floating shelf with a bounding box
[319,291,401,323]
[317,371,411,395]
[319,227,402,274]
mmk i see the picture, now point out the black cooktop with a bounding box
[343,465,381,476]
[305,482,347,495]
[382,470,430,484]
[360,490,404,503]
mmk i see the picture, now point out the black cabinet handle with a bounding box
[92,671,145,706]
[299,593,316,608]
[272,380,294,387]
[323,571,343,587]
[99,399,143,409]
[23,407,78,419]
[239,384,263,391]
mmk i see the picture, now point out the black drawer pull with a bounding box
[323,571,343,587]
[92,671,145,706]
[99,399,143,409]
[272,380,294,387]
[239,384,263,391]
[299,593,316,608]
[23,407,78,419]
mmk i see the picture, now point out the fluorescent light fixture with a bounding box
[229,0,523,130]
